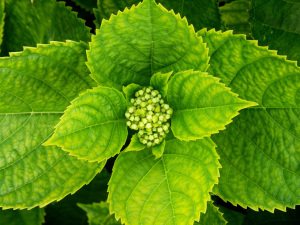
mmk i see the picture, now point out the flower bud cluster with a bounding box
[125,86,173,147]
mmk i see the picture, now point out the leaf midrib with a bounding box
[174,103,248,113]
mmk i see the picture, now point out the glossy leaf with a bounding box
[167,70,256,141]
[194,202,227,225]
[152,139,165,159]
[123,83,142,101]
[94,0,223,31]
[1,0,91,55]
[108,138,220,225]
[125,134,146,152]
[249,0,300,65]
[198,29,300,211]
[219,0,250,36]
[88,0,209,90]
[0,41,104,209]
[0,207,44,225]
[78,202,121,225]
[150,71,172,98]
[45,87,128,162]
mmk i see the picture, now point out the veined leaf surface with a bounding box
[167,70,256,141]
[108,138,220,225]
[194,202,227,225]
[0,41,104,209]
[88,0,209,90]
[45,87,128,162]
[198,29,300,211]
[0,207,44,225]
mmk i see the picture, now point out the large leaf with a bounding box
[88,0,209,90]
[44,86,128,162]
[198,29,300,211]
[194,202,227,225]
[1,0,91,55]
[0,41,104,209]
[78,202,122,225]
[0,207,44,225]
[167,70,256,141]
[71,0,98,12]
[44,169,111,225]
[108,138,220,225]
[219,0,250,36]
[94,0,223,31]
[249,0,300,65]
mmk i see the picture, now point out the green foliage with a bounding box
[94,0,223,31]
[44,87,128,162]
[78,202,122,225]
[88,0,209,90]
[1,0,91,55]
[0,0,4,49]
[108,137,220,225]
[194,202,227,225]
[0,207,44,225]
[0,41,105,209]
[167,70,256,141]
[199,29,300,211]
[71,0,97,12]
[150,72,172,98]
[249,0,300,65]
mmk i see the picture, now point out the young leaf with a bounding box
[1,0,91,55]
[0,207,44,225]
[150,71,173,98]
[123,83,143,101]
[94,0,223,31]
[78,202,121,225]
[44,87,128,162]
[71,0,98,12]
[167,70,256,141]
[152,139,165,159]
[194,202,227,225]
[249,0,300,65]
[125,134,146,152]
[198,29,300,211]
[0,41,104,209]
[88,0,209,90]
[108,138,220,225]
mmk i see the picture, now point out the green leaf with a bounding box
[0,41,104,209]
[218,206,245,225]
[44,169,111,225]
[1,0,91,55]
[78,202,122,225]
[150,71,172,98]
[0,0,4,50]
[167,70,256,141]
[198,29,300,211]
[108,137,220,225]
[71,0,98,12]
[88,0,209,90]
[94,0,223,31]
[0,207,44,225]
[125,134,146,152]
[249,0,300,65]
[219,0,250,36]
[123,83,142,101]
[152,139,165,159]
[194,202,227,225]
[44,86,128,162]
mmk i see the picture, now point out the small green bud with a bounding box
[130,116,135,121]
[131,124,138,130]
[125,112,130,118]
[154,139,160,144]
[128,107,135,113]
[126,121,131,126]
[145,123,152,129]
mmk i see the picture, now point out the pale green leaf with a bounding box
[0,207,44,225]
[1,0,91,55]
[0,41,104,209]
[152,139,165,159]
[123,83,142,101]
[71,0,97,12]
[249,0,300,65]
[44,87,128,162]
[108,138,220,225]
[125,134,146,152]
[150,71,172,98]
[219,0,250,36]
[78,202,121,225]
[198,29,300,211]
[194,202,227,225]
[44,169,111,225]
[94,0,223,31]
[88,0,209,90]
[167,70,256,141]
